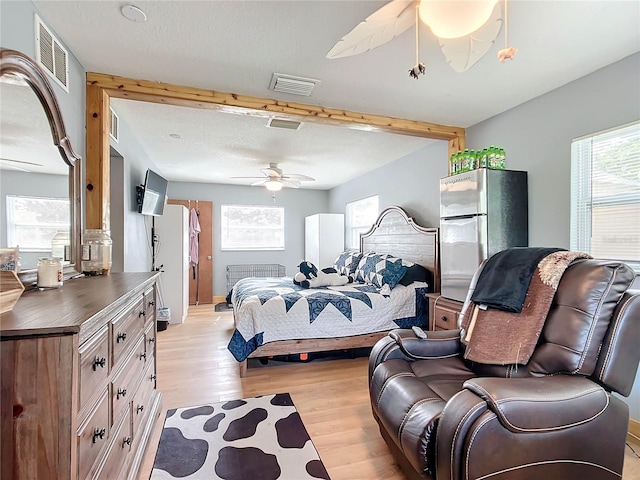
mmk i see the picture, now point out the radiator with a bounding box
[226,264,286,294]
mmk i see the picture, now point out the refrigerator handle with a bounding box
[441,214,482,221]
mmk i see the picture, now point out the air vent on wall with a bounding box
[110,107,119,142]
[35,15,69,92]
[269,73,320,97]
[267,118,301,130]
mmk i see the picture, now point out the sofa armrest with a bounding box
[388,328,462,360]
[464,376,609,433]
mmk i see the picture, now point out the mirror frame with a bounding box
[1,49,83,282]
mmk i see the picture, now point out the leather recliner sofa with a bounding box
[369,258,640,480]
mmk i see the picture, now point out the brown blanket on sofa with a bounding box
[461,251,591,365]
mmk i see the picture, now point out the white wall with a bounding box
[167,182,329,297]
[466,52,640,249]
[108,114,163,272]
[329,141,448,228]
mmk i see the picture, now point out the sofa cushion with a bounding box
[370,357,476,476]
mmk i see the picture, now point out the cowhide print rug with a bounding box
[151,393,331,480]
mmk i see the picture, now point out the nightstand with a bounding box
[426,293,464,331]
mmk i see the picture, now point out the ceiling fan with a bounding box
[232,163,315,191]
[326,0,514,74]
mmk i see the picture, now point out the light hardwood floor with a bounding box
[138,305,640,480]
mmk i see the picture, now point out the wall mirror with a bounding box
[0,49,82,282]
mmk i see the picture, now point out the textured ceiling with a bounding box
[0,80,68,175]
[24,1,640,187]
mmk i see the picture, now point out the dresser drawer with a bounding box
[144,321,156,362]
[132,361,156,437]
[111,298,145,368]
[96,407,132,480]
[78,324,109,412]
[77,387,110,480]
[111,335,146,425]
[144,287,156,324]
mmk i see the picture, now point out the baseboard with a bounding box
[629,418,640,445]
[213,295,226,304]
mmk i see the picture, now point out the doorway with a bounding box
[167,199,213,304]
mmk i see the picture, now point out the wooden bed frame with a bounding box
[238,206,439,377]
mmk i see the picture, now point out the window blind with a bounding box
[570,121,640,272]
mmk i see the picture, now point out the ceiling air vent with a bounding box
[110,107,119,142]
[267,118,301,130]
[35,15,69,92]
[269,73,319,97]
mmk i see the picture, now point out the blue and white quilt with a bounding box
[227,277,430,361]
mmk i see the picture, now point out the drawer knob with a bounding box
[148,337,156,344]
[441,316,448,322]
[92,356,106,371]
[122,436,132,447]
[92,427,106,443]
[136,405,144,414]
[139,311,146,318]
[117,388,127,399]
[150,374,157,381]
[116,332,127,343]
[148,301,155,307]
[140,352,147,360]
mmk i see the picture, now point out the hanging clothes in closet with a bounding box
[168,198,213,305]
[189,205,201,278]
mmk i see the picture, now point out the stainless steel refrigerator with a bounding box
[440,168,528,302]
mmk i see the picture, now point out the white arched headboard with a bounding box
[360,206,440,292]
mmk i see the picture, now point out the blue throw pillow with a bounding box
[333,251,363,275]
[355,253,408,289]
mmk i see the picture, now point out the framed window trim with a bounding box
[345,195,379,250]
[570,121,640,273]
[220,204,285,251]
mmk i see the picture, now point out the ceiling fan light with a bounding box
[419,0,498,39]
[265,180,283,191]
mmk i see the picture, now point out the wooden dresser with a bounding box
[426,293,464,331]
[1,272,162,480]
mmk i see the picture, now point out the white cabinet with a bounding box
[305,214,345,268]
[155,204,189,324]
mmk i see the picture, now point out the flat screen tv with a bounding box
[138,169,168,216]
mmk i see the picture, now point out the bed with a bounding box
[228,206,440,377]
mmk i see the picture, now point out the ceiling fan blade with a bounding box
[251,179,268,186]
[280,179,301,188]
[438,3,503,72]
[282,173,315,182]
[230,176,268,179]
[260,167,281,177]
[0,157,44,166]
[0,162,31,173]
[326,0,417,59]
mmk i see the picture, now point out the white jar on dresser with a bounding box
[305,213,345,268]
[0,272,162,480]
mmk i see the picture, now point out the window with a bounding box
[6,195,70,251]
[571,122,640,272]
[221,205,285,251]
[345,195,379,250]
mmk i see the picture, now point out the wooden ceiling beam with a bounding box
[84,72,466,229]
